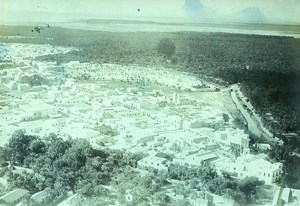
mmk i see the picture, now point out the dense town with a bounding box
[0,42,299,206]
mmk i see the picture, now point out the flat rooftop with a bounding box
[0,188,29,203]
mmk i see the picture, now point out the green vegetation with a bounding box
[2,130,139,196]
[156,38,176,60]
[20,74,51,87]
[167,163,264,205]
[229,143,242,158]
[268,135,300,189]
[95,124,119,137]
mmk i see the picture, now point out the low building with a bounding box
[31,190,50,205]
[214,128,250,155]
[0,167,7,176]
[0,189,29,206]
[136,134,156,145]
[137,154,169,171]
[257,143,271,151]
[173,151,218,167]
[168,115,183,129]
[17,84,31,93]
[19,102,59,121]
[56,193,79,206]
[0,178,8,190]
[222,154,282,184]
[272,187,294,206]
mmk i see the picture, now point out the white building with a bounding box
[137,153,169,171]
[17,83,31,93]
[219,154,282,184]
[214,128,250,154]
[168,115,183,129]
[19,102,59,121]
[173,151,217,167]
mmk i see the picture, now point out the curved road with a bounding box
[230,84,273,140]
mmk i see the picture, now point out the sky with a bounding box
[0,0,300,24]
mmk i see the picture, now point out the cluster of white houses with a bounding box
[0,42,284,204]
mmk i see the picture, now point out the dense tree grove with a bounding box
[268,135,300,189]
[167,163,264,205]
[2,130,139,196]
[19,74,51,87]
[156,38,176,60]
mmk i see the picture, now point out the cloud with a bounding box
[240,7,267,23]
[184,0,207,18]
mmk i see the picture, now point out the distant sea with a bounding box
[2,16,300,38]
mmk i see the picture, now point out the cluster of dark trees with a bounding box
[239,72,300,134]
[111,169,172,206]
[110,161,264,205]
[167,163,264,205]
[95,124,119,137]
[1,130,139,197]
[20,74,51,87]
[268,135,300,189]
[156,38,176,60]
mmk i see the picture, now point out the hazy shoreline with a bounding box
[1,18,300,38]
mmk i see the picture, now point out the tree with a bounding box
[229,143,242,158]
[207,195,216,206]
[0,146,6,164]
[45,136,72,161]
[152,192,170,206]
[6,129,37,165]
[156,38,176,60]
[176,199,192,206]
[140,175,153,189]
[20,74,50,86]
[96,124,119,136]
[223,113,230,122]
[237,176,264,203]
[30,138,46,154]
